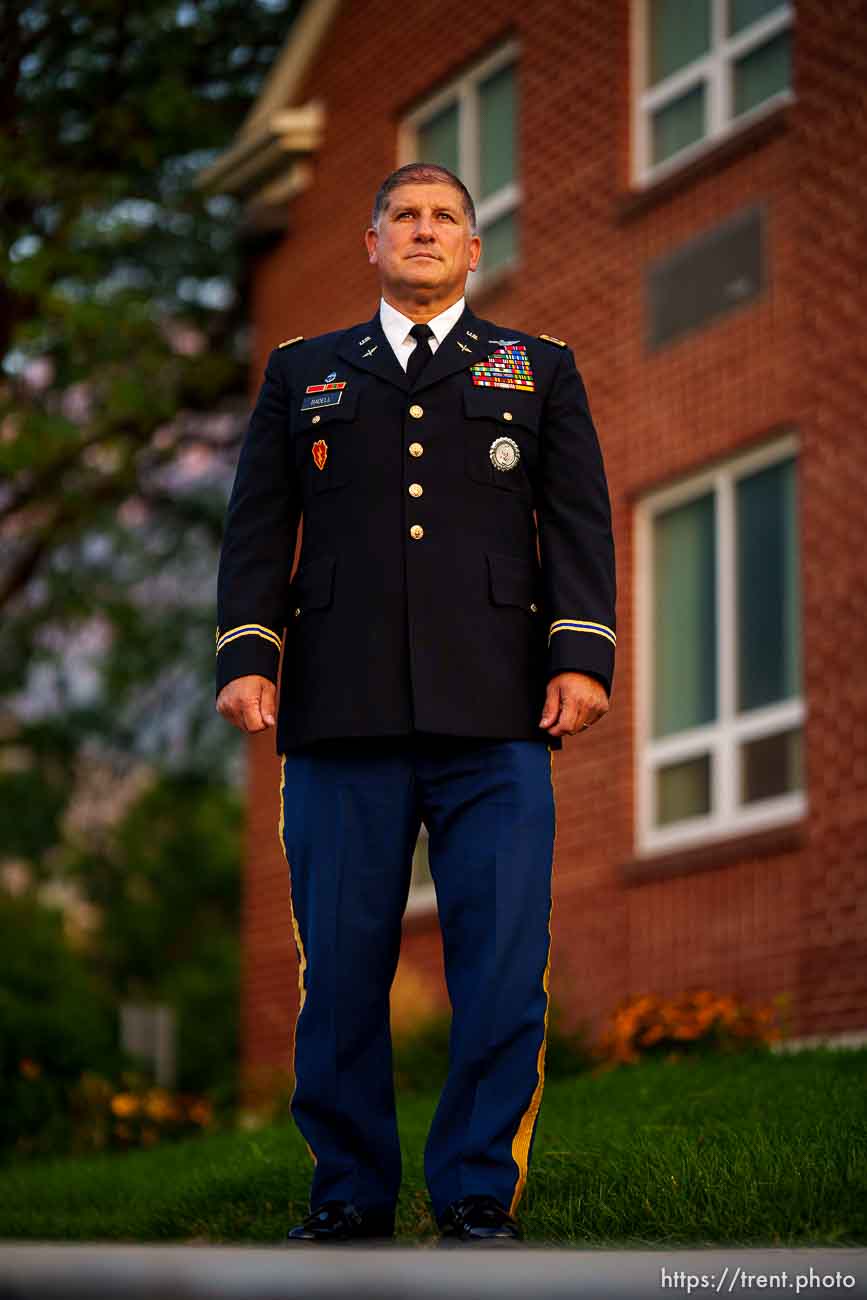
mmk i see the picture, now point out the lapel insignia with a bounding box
[470,343,536,392]
[312,439,328,471]
[466,329,479,340]
[337,318,411,391]
[457,341,472,353]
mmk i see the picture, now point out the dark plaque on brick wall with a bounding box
[645,203,766,351]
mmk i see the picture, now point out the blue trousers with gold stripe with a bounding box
[277,733,556,1223]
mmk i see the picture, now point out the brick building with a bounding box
[199,0,867,1101]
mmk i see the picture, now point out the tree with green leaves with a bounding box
[1,0,297,823]
[1,0,297,1097]
[1,0,296,769]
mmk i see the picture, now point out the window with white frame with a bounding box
[633,0,794,185]
[635,435,805,857]
[398,42,519,283]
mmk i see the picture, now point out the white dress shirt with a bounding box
[379,296,466,371]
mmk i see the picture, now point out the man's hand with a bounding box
[539,671,609,737]
[216,675,277,733]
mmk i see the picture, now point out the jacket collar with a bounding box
[408,302,491,393]
[335,303,494,393]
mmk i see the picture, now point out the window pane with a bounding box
[652,493,717,737]
[479,63,516,199]
[656,754,711,825]
[651,83,706,164]
[736,456,800,711]
[480,209,517,275]
[733,31,791,117]
[729,0,785,36]
[649,0,710,84]
[741,727,803,803]
[417,102,459,174]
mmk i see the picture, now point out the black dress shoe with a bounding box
[437,1194,522,1242]
[285,1199,395,1243]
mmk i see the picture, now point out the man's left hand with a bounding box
[539,672,609,737]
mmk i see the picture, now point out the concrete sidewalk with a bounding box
[0,1243,864,1299]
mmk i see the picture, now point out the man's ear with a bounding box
[364,226,379,265]
[467,233,482,273]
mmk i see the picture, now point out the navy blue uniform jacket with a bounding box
[215,303,616,754]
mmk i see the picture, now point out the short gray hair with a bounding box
[371,163,478,233]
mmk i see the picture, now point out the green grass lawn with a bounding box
[1,1048,864,1247]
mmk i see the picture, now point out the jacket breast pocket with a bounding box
[295,386,360,494]
[463,386,538,495]
[290,554,336,620]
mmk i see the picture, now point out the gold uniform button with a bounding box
[294,607,301,618]
[530,602,538,613]
[410,524,424,540]
[409,442,424,457]
[409,404,424,419]
[312,415,321,424]
[503,411,513,421]
[408,483,423,497]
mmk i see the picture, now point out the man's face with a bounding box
[364,182,482,303]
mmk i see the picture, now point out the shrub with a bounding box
[68,1067,215,1155]
[596,987,792,1068]
[392,1012,450,1094]
[391,997,595,1094]
[543,1002,596,1078]
[0,891,123,1159]
[0,892,224,1160]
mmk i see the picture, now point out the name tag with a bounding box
[301,390,344,412]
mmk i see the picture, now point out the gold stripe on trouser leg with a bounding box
[508,745,556,1218]
[277,754,317,1167]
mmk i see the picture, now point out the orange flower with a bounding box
[187,1099,213,1126]
[144,1089,180,1122]
[110,1093,140,1117]
[597,986,782,1064]
[640,1024,665,1046]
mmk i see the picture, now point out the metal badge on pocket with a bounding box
[489,436,520,471]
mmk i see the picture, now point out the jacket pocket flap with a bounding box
[486,551,538,610]
[297,384,360,430]
[291,555,336,613]
[463,385,539,433]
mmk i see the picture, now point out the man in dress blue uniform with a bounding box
[215,163,616,1244]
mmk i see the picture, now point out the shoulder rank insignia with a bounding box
[278,335,304,348]
[538,333,568,348]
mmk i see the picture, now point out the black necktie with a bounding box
[405,322,434,387]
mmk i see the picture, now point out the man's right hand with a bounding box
[216,675,277,733]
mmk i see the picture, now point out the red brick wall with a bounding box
[237,0,867,1099]
[793,0,867,1035]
